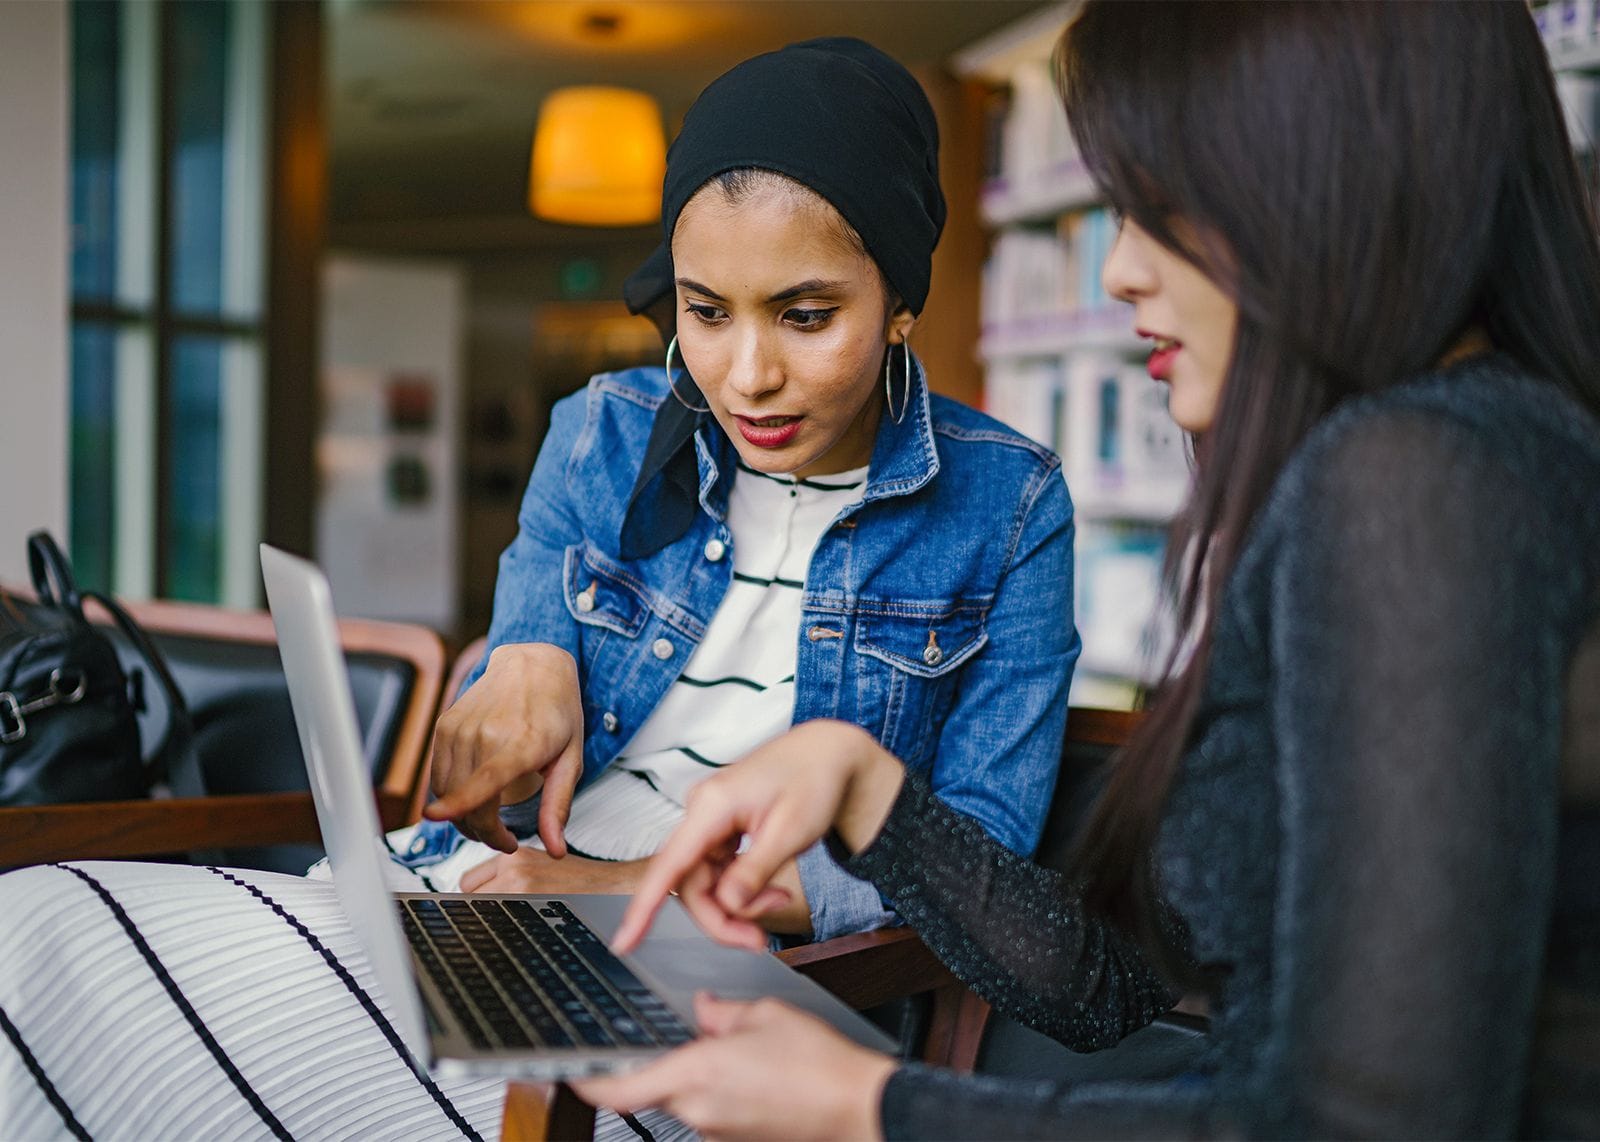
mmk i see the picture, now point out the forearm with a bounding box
[571,857,814,934]
[881,1063,1216,1141]
[848,773,1174,1049]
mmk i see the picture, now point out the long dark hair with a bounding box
[1059,1,1600,955]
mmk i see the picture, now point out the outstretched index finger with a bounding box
[611,802,744,953]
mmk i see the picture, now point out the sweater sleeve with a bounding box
[846,774,1175,1052]
[845,775,1201,1139]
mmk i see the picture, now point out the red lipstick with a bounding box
[1138,329,1181,382]
[736,415,803,449]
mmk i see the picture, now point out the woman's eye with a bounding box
[783,307,837,329]
[685,302,726,325]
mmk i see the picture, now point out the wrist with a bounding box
[610,859,649,894]
[490,641,576,682]
[832,725,904,855]
[829,1051,895,1141]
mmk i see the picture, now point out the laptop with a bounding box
[259,543,894,1080]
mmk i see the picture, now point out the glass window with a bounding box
[71,0,120,306]
[68,324,118,588]
[170,0,228,317]
[69,0,267,606]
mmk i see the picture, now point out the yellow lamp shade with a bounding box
[529,86,666,226]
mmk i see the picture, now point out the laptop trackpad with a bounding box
[563,895,897,1052]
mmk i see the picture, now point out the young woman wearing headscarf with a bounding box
[392,35,1078,945]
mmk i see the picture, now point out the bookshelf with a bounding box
[956,6,1600,710]
[1552,38,1600,72]
[1543,9,1600,165]
[1539,0,1600,74]
[957,4,1178,710]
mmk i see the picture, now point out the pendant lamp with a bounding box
[529,85,666,226]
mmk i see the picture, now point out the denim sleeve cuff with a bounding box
[497,793,542,839]
[796,837,898,941]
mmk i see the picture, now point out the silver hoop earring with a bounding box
[665,335,709,413]
[884,341,912,425]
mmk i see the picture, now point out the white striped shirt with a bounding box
[566,461,868,862]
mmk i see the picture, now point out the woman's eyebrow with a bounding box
[675,277,849,304]
[676,277,726,302]
[766,279,847,303]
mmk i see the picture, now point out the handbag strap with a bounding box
[82,589,205,800]
[27,531,84,616]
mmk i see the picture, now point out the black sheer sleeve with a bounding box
[845,774,1177,1051]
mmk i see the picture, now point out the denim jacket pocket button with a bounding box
[704,538,726,562]
[652,638,674,660]
[602,711,620,733]
[575,583,597,613]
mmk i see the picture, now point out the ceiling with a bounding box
[327,0,1050,254]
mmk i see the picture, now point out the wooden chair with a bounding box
[503,706,1149,1140]
[0,595,445,870]
[445,634,488,707]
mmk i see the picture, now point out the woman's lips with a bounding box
[735,415,803,448]
[1139,333,1182,381]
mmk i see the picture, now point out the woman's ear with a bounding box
[887,301,916,346]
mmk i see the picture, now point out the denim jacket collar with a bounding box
[692,351,939,521]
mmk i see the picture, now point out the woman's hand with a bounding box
[612,720,905,953]
[571,993,894,1142]
[463,847,819,934]
[422,643,585,855]
[460,848,644,894]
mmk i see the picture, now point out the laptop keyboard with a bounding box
[399,897,695,1052]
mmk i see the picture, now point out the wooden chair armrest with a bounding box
[781,927,990,1073]
[776,925,958,1010]
[0,790,411,868]
[503,1082,597,1142]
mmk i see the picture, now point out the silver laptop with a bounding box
[259,543,893,1080]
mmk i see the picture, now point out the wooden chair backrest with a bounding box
[109,597,446,819]
[0,593,445,867]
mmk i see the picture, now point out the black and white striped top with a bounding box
[568,461,867,861]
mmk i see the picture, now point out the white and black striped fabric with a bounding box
[0,861,504,1140]
[611,462,867,808]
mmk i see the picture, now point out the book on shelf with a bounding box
[1074,522,1169,686]
[1534,0,1600,54]
[981,208,1120,338]
[998,60,1078,191]
[985,355,1188,517]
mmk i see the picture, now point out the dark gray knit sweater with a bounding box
[851,356,1600,1139]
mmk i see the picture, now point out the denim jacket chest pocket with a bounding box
[563,542,656,742]
[851,604,989,769]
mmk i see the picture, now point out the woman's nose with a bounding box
[1102,219,1155,304]
[724,331,784,401]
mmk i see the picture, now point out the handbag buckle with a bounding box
[0,669,88,744]
[0,691,22,743]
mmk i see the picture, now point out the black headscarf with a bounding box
[617,37,945,561]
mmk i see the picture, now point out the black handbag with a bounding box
[0,531,202,806]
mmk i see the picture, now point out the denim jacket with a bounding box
[424,359,1079,940]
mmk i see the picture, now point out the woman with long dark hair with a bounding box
[579,3,1600,1137]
